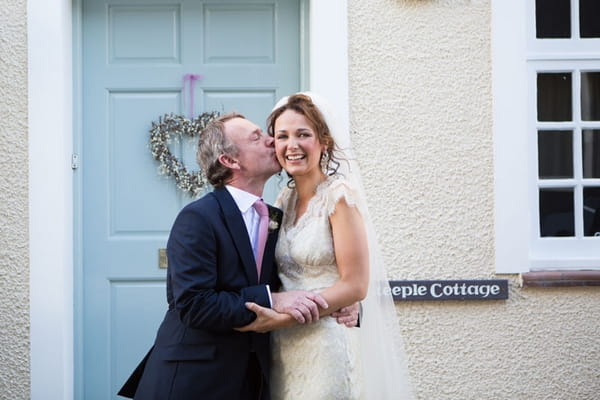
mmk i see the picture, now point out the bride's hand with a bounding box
[234,302,295,333]
[331,302,361,327]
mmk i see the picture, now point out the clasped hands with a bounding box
[235,291,359,333]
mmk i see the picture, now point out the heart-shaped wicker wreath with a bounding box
[149,112,220,196]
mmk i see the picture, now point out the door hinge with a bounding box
[71,153,80,170]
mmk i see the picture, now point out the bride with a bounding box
[238,93,414,399]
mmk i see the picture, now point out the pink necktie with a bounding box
[252,199,269,279]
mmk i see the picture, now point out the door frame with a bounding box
[28,0,349,398]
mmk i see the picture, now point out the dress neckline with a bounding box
[287,176,334,231]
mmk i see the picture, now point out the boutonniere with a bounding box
[268,219,279,232]
[268,209,281,232]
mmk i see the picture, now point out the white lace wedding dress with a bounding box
[271,175,365,400]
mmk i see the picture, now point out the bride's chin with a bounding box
[284,167,303,176]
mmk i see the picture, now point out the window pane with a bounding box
[580,0,600,38]
[536,0,571,38]
[538,130,573,178]
[583,129,600,178]
[581,72,600,121]
[539,188,574,237]
[584,187,600,236]
[537,73,572,121]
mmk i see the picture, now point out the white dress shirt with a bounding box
[225,185,262,255]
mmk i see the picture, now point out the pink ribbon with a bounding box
[182,73,203,118]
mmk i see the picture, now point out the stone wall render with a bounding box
[0,0,30,398]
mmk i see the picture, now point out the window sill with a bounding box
[521,271,600,288]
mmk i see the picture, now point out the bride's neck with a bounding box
[294,172,327,202]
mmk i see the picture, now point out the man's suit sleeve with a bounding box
[167,205,269,332]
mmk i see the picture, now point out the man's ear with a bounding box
[218,154,239,170]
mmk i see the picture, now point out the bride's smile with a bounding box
[285,154,305,161]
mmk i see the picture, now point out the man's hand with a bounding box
[331,303,360,327]
[235,302,292,333]
[271,291,329,323]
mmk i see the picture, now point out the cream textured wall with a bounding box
[348,0,600,399]
[0,0,30,398]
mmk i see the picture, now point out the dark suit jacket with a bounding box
[118,187,282,400]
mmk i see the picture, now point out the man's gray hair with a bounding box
[196,112,244,188]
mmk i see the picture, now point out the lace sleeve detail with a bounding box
[274,186,291,209]
[324,177,363,217]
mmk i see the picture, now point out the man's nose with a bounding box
[265,134,274,146]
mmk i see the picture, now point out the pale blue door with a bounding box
[80,0,302,397]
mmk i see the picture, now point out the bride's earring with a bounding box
[320,153,328,172]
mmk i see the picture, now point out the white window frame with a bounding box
[492,0,600,273]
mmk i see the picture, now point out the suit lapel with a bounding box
[212,188,259,284]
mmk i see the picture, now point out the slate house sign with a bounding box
[389,280,509,301]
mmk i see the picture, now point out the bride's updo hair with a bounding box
[267,93,341,178]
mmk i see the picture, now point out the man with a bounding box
[118,113,356,400]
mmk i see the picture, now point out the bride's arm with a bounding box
[234,299,361,333]
[317,197,370,315]
[235,198,367,333]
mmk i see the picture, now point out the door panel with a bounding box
[81,0,301,397]
[109,91,184,234]
[109,280,166,394]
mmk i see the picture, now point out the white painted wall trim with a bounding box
[28,0,348,398]
[491,0,530,273]
[308,0,349,135]
[28,0,74,399]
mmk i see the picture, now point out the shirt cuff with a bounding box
[266,284,273,308]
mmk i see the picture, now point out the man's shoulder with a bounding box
[178,190,221,215]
